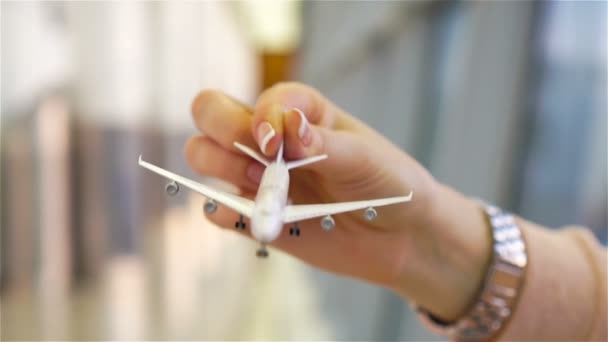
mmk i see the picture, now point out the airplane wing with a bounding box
[138,156,255,217]
[282,192,413,223]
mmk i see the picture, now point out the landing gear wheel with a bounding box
[289,223,301,237]
[256,245,269,258]
[235,215,246,230]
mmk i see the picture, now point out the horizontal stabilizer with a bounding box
[286,154,328,170]
[234,142,270,166]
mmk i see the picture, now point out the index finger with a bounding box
[191,89,257,152]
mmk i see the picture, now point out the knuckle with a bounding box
[191,89,222,119]
[211,114,250,147]
[191,159,212,176]
[269,81,305,93]
[183,137,198,163]
[183,136,209,174]
[232,126,253,146]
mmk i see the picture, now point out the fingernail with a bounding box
[246,163,264,184]
[292,108,312,146]
[257,121,275,154]
[293,108,309,138]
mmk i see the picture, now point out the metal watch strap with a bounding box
[416,203,528,341]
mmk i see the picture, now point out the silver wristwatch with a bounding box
[416,203,528,341]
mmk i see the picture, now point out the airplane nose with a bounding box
[252,217,282,243]
[255,234,273,244]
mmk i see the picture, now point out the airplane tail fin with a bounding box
[233,142,269,167]
[277,142,284,163]
[286,154,328,170]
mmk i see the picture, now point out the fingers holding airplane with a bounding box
[252,83,342,157]
[184,136,263,192]
[252,82,369,159]
[191,89,257,152]
[254,82,334,126]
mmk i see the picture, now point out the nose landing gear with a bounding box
[256,244,269,258]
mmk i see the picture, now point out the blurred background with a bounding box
[1,1,606,340]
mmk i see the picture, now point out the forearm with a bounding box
[391,181,607,340]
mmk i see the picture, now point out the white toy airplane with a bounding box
[138,142,413,258]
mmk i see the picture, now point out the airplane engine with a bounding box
[203,199,217,213]
[321,215,335,231]
[165,181,179,196]
[364,207,377,221]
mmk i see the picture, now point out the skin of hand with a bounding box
[185,82,493,321]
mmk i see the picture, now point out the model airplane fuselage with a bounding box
[138,141,412,257]
[252,160,289,243]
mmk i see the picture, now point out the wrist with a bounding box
[417,204,528,341]
[392,182,493,321]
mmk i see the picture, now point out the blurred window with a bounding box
[516,1,607,242]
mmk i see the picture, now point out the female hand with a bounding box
[185,82,491,321]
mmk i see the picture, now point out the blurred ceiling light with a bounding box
[1,2,72,115]
[237,0,302,53]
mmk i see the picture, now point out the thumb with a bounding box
[283,108,366,177]
[251,82,349,157]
